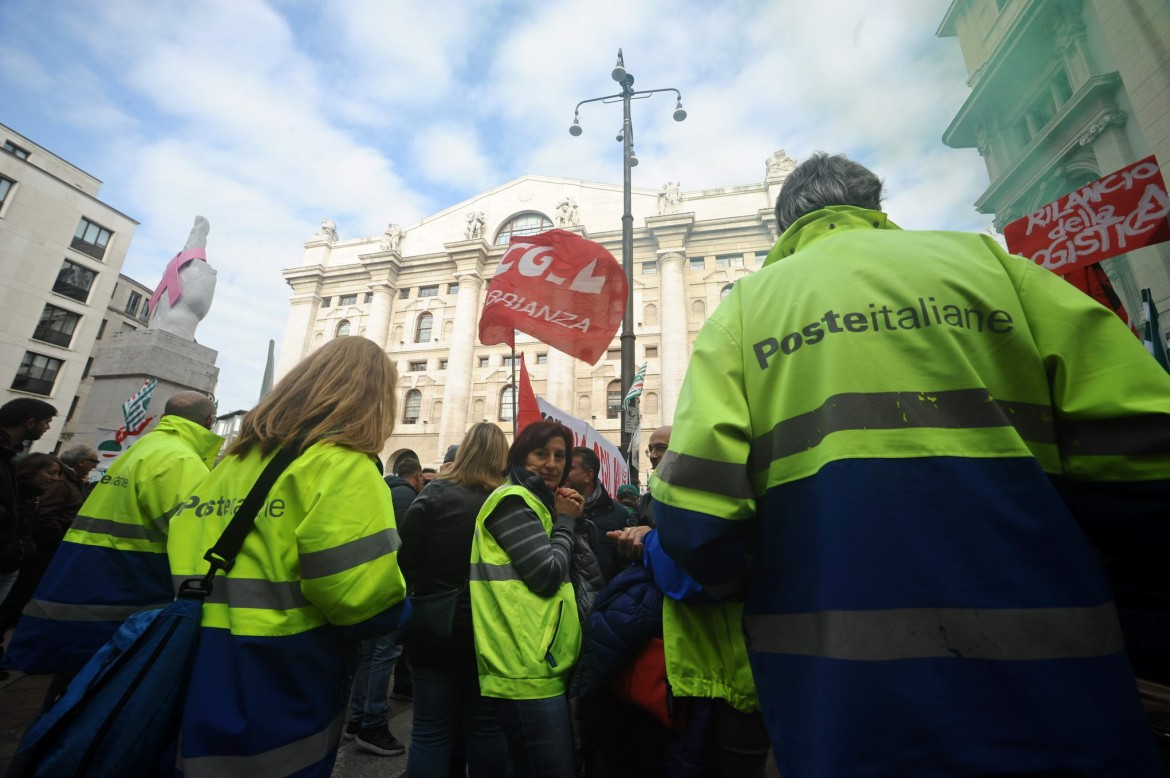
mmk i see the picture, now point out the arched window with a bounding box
[335,319,351,337]
[644,392,659,415]
[403,390,421,424]
[578,394,591,418]
[644,303,658,327]
[442,319,454,341]
[500,386,516,421]
[432,400,443,425]
[473,398,486,421]
[495,212,553,245]
[606,380,622,419]
[392,324,403,343]
[720,283,734,300]
[415,312,433,343]
[691,299,706,323]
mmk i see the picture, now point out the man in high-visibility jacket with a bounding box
[5,391,221,676]
[653,152,1170,776]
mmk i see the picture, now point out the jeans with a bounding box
[492,694,575,778]
[348,633,402,729]
[406,663,511,778]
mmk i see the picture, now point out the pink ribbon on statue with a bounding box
[148,248,207,314]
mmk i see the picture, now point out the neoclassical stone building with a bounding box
[278,152,796,469]
[938,0,1170,319]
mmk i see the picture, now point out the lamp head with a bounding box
[569,116,582,136]
[611,49,627,83]
[673,98,687,122]
[629,150,639,167]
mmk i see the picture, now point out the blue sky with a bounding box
[1,0,993,413]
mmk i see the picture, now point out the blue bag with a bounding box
[14,446,300,777]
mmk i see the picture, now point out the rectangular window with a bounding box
[502,355,519,367]
[2,140,29,160]
[71,217,112,261]
[0,175,13,208]
[399,288,410,299]
[536,353,548,364]
[715,254,743,268]
[364,292,373,303]
[689,257,705,270]
[33,303,81,347]
[339,294,357,306]
[320,296,332,308]
[606,348,621,361]
[419,285,439,298]
[126,291,142,316]
[140,304,151,323]
[53,260,96,303]
[607,386,622,419]
[447,283,459,295]
[642,262,658,275]
[408,360,427,372]
[12,351,63,395]
[478,356,490,368]
[645,346,658,357]
[439,359,448,370]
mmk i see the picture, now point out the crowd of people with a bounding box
[1,151,1168,777]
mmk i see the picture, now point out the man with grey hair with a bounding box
[651,152,1170,774]
[58,445,99,495]
[5,390,222,678]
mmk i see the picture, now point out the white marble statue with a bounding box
[556,197,580,227]
[658,182,682,215]
[315,218,338,242]
[465,211,485,239]
[766,149,797,180]
[148,216,217,341]
[382,223,404,253]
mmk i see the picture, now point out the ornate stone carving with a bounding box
[658,182,682,215]
[555,197,580,227]
[314,218,338,243]
[1078,108,1127,146]
[381,223,403,253]
[765,149,797,181]
[149,216,217,341]
[464,210,485,239]
[1055,14,1087,55]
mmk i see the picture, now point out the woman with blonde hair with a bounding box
[168,336,410,777]
[399,422,513,777]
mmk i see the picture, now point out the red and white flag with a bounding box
[478,230,627,365]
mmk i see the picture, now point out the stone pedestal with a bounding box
[72,329,219,448]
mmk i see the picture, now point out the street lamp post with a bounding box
[570,49,686,485]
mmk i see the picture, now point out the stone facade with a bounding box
[278,162,790,470]
[0,122,139,452]
[938,0,1170,318]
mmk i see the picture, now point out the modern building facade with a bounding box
[278,152,797,471]
[938,0,1170,319]
[0,122,139,452]
[56,273,154,449]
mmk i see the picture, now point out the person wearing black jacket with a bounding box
[398,423,512,777]
[567,446,632,582]
[0,399,56,610]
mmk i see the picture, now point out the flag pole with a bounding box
[511,335,518,439]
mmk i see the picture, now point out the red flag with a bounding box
[517,354,542,432]
[1004,155,1170,275]
[1065,264,1139,335]
[478,229,628,364]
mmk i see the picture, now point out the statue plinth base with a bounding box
[72,328,220,449]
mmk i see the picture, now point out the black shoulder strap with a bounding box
[177,445,301,600]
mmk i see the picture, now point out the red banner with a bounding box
[516,355,629,494]
[1004,155,1170,275]
[478,230,627,365]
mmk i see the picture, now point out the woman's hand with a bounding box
[554,487,584,518]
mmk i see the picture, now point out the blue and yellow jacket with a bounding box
[6,415,222,673]
[167,441,409,778]
[652,206,1169,776]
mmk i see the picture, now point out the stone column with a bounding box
[276,268,324,380]
[437,239,489,452]
[657,250,688,422]
[365,282,396,349]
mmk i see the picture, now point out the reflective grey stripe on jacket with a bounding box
[22,598,167,623]
[299,529,401,580]
[178,711,345,777]
[744,602,1124,661]
[171,575,310,610]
